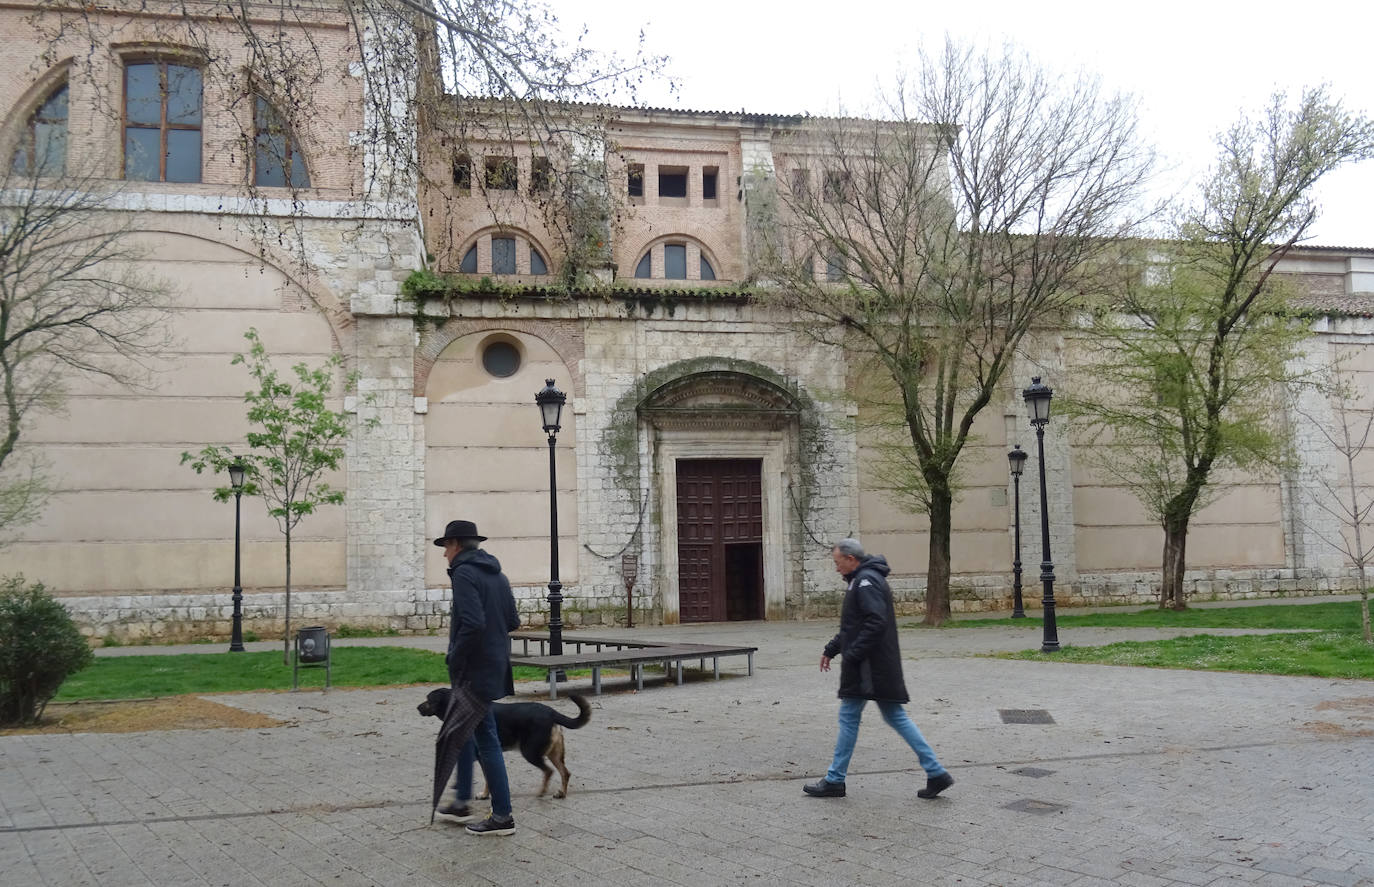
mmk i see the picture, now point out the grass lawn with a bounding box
[975,599,1374,679]
[997,631,1374,679]
[55,648,598,701]
[938,599,1367,631]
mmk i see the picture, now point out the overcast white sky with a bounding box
[560,0,1373,247]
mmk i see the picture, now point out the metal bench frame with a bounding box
[509,633,757,698]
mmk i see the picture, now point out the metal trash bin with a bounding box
[292,625,331,690]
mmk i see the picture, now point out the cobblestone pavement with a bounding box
[3,617,1373,886]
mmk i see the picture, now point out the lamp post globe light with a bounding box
[1007,444,1028,619]
[228,461,247,653]
[535,379,567,675]
[1022,376,1060,653]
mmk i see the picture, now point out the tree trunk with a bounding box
[1160,518,1189,610]
[925,484,953,626]
[282,527,292,665]
[1362,590,1372,646]
[1357,565,1372,646]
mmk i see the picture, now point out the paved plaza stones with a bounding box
[3,619,1373,886]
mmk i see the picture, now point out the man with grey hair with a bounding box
[803,538,954,800]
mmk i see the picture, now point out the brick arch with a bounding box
[629,233,726,280]
[414,316,584,396]
[453,225,554,266]
[135,217,354,357]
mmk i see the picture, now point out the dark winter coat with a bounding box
[446,548,521,701]
[822,555,910,703]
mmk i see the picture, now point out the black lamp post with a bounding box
[228,461,246,652]
[535,379,567,675]
[1007,444,1028,619]
[1022,377,1059,652]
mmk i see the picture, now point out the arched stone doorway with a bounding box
[639,370,802,623]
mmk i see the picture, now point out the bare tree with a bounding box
[22,0,665,279]
[1291,363,1374,644]
[1068,87,1374,610]
[0,158,169,538]
[752,40,1153,624]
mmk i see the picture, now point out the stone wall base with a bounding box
[888,567,1363,616]
[62,567,1365,644]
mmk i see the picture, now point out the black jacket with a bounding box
[446,548,521,701]
[823,555,909,703]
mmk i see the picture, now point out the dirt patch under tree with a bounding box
[0,697,284,735]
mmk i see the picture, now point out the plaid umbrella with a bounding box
[430,683,490,823]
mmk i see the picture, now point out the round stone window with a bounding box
[481,340,521,378]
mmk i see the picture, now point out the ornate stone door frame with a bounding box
[636,367,806,623]
[652,427,791,623]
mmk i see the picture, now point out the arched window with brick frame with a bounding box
[631,236,721,282]
[122,58,202,183]
[455,229,551,276]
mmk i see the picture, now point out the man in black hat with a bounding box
[432,520,521,835]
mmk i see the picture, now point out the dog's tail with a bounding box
[551,693,592,730]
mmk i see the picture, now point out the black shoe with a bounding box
[917,772,954,799]
[434,802,478,823]
[802,778,846,798]
[465,815,515,836]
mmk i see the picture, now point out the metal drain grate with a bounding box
[999,708,1055,724]
[1003,798,1067,815]
[1011,767,1054,778]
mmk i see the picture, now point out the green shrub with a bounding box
[0,576,94,726]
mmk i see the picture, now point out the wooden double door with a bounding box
[676,458,764,623]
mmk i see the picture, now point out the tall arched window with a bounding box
[124,61,202,182]
[11,82,67,176]
[254,96,310,188]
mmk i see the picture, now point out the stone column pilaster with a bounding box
[347,314,426,610]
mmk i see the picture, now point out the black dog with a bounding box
[418,687,592,798]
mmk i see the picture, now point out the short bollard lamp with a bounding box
[1007,444,1028,619]
[228,461,246,652]
[1022,377,1060,652]
[535,379,568,678]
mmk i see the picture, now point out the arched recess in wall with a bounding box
[453,226,553,277]
[631,234,724,282]
[0,228,347,596]
[421,328,579,591]
[634,363,810,623]
[139,216,354,356]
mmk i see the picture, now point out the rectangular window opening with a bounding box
[658,165,688,199]
[453,154,472,189]
[823,170,849,204]
[491,236,516,274]
[123,60,202,183]
[703,166,718,202]
[531,157,553,194]
[628,162,644,199]
[485,155,517,191]
[826,251,846,283]
[664,243,687,280]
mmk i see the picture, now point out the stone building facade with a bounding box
[3,1,1373,640]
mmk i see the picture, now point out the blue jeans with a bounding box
[826,697,946,784]
[455,708,512,819]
